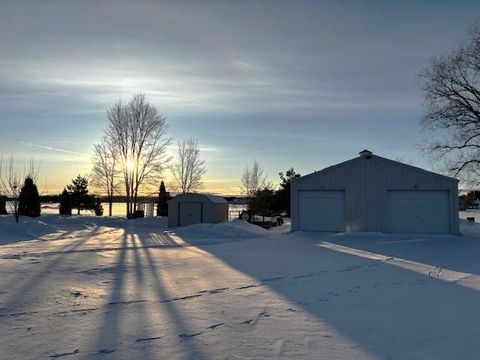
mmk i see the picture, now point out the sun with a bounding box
[126,159,135,170]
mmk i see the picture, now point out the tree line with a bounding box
[0,94,206,221]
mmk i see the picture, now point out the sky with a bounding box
[1,0,479,195]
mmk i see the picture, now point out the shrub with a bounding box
[59,189,73,216]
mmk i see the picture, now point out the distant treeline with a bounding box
[34,195,160,203]
[2,194,248,205]
[5,194,242,203]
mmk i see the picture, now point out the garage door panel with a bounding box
[387,191,450,234]
[298,191,345,232]
[179,202,202,226]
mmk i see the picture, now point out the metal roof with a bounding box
[293,151,459,184]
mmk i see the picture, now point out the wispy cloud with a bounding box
[24,142,90,157]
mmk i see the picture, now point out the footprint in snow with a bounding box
[49,349,80,358]
[70,291,87,298]
[179,332,202,340]
[97,349,115,354]
[208,287,229,294]
[240,311,270,326]
[136,336,162,343]
[70,308,97,313]
[206,323,224,330]
[4,311,39,318]
[108,299,148,306]
[235,284,261,290]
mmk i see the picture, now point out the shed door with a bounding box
[179,202,202,226]
[298,190,345,232]
[387,191,450,234]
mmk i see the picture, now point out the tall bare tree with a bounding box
[241,160,267,197]
[420,26,480,181]
[91,136,120,216]
[171,138,206,193]
[105,94,171,216]
[0,156,39,222]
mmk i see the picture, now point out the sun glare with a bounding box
[126,159,135,170]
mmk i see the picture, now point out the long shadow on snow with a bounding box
[93,230,130,355]
[194,231,480,359]
[137,232,207,360]
[92,229,203,359]
[0,224,105,312]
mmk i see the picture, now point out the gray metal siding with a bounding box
[291,156,459,234]
[168,194,228,227]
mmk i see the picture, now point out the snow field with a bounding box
[1,214,480,359]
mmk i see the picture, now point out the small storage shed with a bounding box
[168,193,228,227]
[291,150,460,234]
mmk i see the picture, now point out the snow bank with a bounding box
[172,219,269,242]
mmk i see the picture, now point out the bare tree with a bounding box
[105,94,172,216]
[91,136,120,216]
[241,160,267,197]
[0,156,39,222]
[420,26,480,181]
[171,138,206,193]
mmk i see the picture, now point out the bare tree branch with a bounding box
[104,94,172,216]
[91,136,121,216]
[420,26,480,184]
[241,160,267,197]
[0,155,27,222]
[171,138,206,193]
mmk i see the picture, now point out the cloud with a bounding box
[24,142,90,157]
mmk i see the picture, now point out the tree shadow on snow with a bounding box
[92,229,205,359]
[0,224,107,312]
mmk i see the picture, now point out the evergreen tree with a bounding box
[93,197,104,216]
[274,168,301,216]
[0,196,7,215]
[67,175,89,215]
[18,177,41,217]
[249,186,276,220]
[156,180,169,216]
[59,189,73,215]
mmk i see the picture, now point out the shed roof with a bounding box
[293,150,458,184]
[169,193,228,204]
[204,194,228,204]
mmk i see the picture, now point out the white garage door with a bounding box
[179,202,202,226]
[387,191,450,234]
[298,190,345,232]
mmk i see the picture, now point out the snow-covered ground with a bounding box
[2,215,480,359]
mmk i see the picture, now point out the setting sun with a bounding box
[126,159,135,170]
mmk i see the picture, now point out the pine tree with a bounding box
[67,175,89,215]
[0,196,7,215]
[93,197,104,216]
[156,180,169,217]
[274,168,301,216]
[18,177,41,217]
[59,189,72,215]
